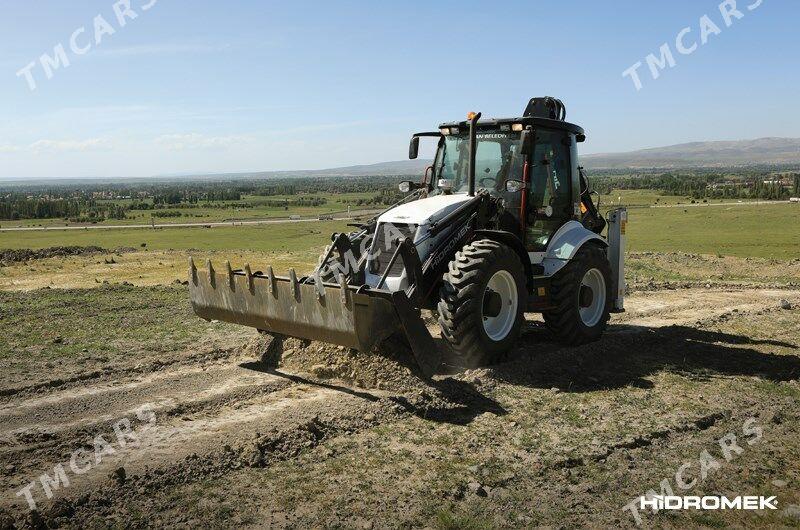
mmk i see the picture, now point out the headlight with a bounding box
[438,179,454,190]
[398,181,412,193]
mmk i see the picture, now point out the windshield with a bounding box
[434,130,524,194]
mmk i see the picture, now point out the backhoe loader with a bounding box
[189,97,627,376]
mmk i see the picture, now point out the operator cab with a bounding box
[407,97,602,253]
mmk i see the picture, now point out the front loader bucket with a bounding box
[188,258,441,376]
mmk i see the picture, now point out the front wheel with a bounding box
[543,245,612,344]
[438,240,526,368]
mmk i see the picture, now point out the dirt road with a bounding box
[1,287,799,528]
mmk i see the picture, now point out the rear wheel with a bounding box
[438,239,526,368]
[543,244,612,344]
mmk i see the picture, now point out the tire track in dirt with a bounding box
[616,288,799,329]
[0,346,401,519]
[0,360,314,490]
[0,344,242,400]
[0,362,288,433]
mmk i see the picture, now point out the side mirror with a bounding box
[398,181,418,193]
[437,179,454,191]
[408,136,420,160]
[505,179,526,193]
[520,130,533,155]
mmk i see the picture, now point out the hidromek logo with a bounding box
[640,495,778,511]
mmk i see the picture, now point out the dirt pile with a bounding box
[246,333,429,394]
[0,246,111,266]
[244,333,502,427]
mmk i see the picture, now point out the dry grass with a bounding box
[0,249,320,291]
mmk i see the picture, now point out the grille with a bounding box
[371,222,417,276]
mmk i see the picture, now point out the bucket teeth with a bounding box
[206,260,215,288]
[313,269,325,301]
[225,260,234,290]
[189,257,197,285]
[338,273,349,306]
[289,268,299,300]
[244,264,254,292]
[266,266,276,295]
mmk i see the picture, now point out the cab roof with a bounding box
[438,116,585,137]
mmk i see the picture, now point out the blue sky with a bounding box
[0,0,796,179]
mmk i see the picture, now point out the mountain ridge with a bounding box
[4,137,797,184]
[190,137,800,177]
[582,137,800,169]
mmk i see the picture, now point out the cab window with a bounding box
[526,130,572,251]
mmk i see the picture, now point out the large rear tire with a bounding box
[543,244,612,344]
[438,239,526,368]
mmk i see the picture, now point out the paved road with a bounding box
[0,210,381,232]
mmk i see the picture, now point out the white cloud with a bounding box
[0,138,112,154]
[28,138,112,153]
[154,133,251,151]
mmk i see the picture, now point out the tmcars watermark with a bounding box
[622,0,765,92]
[15,0,159,92]
[621,417,774,525]
[14,402,160,511]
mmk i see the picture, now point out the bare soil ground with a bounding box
[1,276,799,528]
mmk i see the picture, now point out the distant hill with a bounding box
[13,137,797,185]
[583,137,800,169]
[162,159,434,180]
[183,138,800,180]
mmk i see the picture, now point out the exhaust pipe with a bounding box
[467,111,481,196]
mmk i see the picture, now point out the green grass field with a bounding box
[1,191,798,260]
[626,202,800,258]
[0,220,352,252]
[596,189,766,208]
[2,192,378,228]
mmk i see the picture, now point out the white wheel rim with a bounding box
[482,270,518,341]
[579,268,606,327]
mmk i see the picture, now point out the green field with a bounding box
[626,202,800,258]
[596,189,767,208]
[0,220,352,252]
[1,192,378,228]
[2,192,798,260]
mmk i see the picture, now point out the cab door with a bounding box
[525,129,574,251]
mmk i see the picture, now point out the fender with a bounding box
[473,229,533,291]
[539,221,607,277]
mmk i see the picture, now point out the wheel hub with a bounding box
[579,268,606,327]
[482,289,503,318]
[579,285,594,308]
[481,270,519,341]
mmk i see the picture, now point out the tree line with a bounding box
[0,196,126,222]
[4,171,797,222]
[588,172,800,200]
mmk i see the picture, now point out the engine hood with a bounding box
[377,193,472,226]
